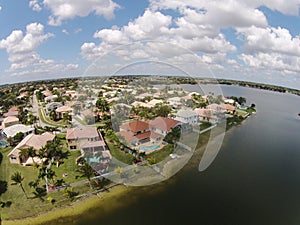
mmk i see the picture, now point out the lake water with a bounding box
[52,85,300,225]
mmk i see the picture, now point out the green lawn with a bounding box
[236,109,249,117]
[145,144,174,163]
[0,147,85,220]
[38,108,69,127]
[105,138,135,165]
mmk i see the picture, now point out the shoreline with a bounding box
[2,117,250,225]
[2,185,131,225]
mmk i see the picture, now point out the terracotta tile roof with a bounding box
[117,130,135,143]
[221,103,236,111]
[81,140,106,148]
[8,132,55,157]
[8,106,18,112]
[55,105,73,113]
[4,111,19,117]
[149,117,180,132]
[120,120,149,133]
[135,131,151,140]
[3,116,19,124]
[66,126,100,140]
[81,109,95,117]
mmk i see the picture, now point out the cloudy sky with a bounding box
[0,0,300,89]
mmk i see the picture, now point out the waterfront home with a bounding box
[2,124,34,138]
[149,117,181,136]
[220,103,236,114]
[118,120,151,146]
[175,109,199,125]
[7,132,55,165]
[2,116,20,128]
[194,108,220,124]
[66,126,107,152]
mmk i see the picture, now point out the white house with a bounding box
[2,124,34,138]
[175,109,199,125]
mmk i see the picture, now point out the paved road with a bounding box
[32,94,53,128]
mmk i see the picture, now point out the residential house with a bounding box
[7,132,55,165]
[66,126,107,153]
[168,97,182,108]
[44,95,58,102]
[194,108,220,124]
[42,90,52,97]
[220,103,236,114]
[46,102,63,113]
[175,109,198,125]
[2,116,20,128]
[118,120,151,146]
[149,117,181,136]
[55,105,73,119]
[4,106,19,117]
[2,124,34,138]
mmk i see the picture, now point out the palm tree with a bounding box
[27,147,36,165]
[76,163,95,189]
[11,171,28,199]
[18,148,29,164]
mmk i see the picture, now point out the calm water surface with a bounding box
[65,85,300,225]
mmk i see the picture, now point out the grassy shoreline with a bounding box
[3,185,130,225]
[2,117,245,225]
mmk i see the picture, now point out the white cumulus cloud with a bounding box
[29,0,42,12]
[43,0,120,26]
[0,23,78,76]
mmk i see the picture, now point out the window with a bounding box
[70,146,77,150]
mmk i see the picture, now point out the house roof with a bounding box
[120,120,149,133]
[8,106,18,112]
[4,111,19,117]
[46,102,63,109]
[149,117,180,132]
[81,140,106,149]
[8,132,55,157]
[66,126,100,140]
[221,103,236,111]
[117,130,136,143]
[55,105,73,113]
[135,131,151,140]
[3,124,34,138]
[3,116,19,124]
[176,109,198,118]
[81,109,95,117]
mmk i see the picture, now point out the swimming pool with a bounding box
[138,145,160,152]
[0,140,8,148]
[85,157,100,163]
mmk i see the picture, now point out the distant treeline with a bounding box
[214,79,300,96]
[0,75,299,96]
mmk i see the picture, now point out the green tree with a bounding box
[49,109,57,121]
[163,127,181,144]
[27,147,37,165]
[13,132,24,144]
[96,98,110,113]
[18,148,29,164]
[11,171,28,199]
[76,162,95,189]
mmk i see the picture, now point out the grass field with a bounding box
[0,147,86,220]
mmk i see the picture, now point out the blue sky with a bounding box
[0,0,300,89]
